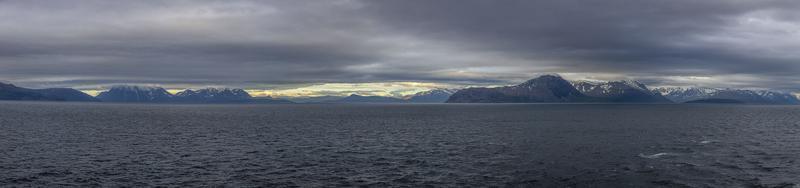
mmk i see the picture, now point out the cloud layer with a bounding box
[0,0,798,92]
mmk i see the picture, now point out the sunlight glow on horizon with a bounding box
[247,82,459,98]
[78,80,800,99]
[79,82,461,98]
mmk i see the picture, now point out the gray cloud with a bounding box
[0,0,799,92]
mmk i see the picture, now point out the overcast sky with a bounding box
[1,0,799,96]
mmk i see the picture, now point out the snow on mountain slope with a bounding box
[406,89,458,103]
[572,80,671,103]
[96,85,173,102]
[654,87,800,104]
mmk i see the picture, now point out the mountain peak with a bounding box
[108,85,166,91]
[97,85,173,102]
[523,74,565,83]
[448,75,584,103]
[535,74,564,79]
[448,76,672,103]
[620,80,646,88]
[572,80,669,103]
[518,74,572,88]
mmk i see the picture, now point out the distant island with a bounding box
[1,75,798,105]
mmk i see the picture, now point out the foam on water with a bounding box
[638,152,678,159]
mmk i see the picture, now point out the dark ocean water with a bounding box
[1,101,799,187]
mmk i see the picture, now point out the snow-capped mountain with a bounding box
[447,75,587,103]
[654,87,800,104]
[572,80,671,103]
[447,75,678,103]
[96,85,292,103]
[174,88,252,103]
[96,85,174,102]
[406,89,458,103]
[652,87,717,102]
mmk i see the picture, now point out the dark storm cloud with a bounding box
[0,0,799,91]
[361,1,800,75]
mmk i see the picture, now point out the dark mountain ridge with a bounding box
[97,86,174,103]
[447,75,673,103]
[3,80,798,104]
[96,85,292,104]
[572,80,671,103]
[332,94,407,103]
[0,82,98,102]
[447,75,588,103]
[286,89,459,103]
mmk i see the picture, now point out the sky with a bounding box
[0,0,799,97]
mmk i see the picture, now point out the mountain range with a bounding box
[572,80,672,103]
[447,75,588,103]
[174,88,252,103]
[96,86,174,103]
[653,87,800,104]
[446,75,799,104]
[0,83,291,104]
[2,79,798,104]
[96,86,293,104]
[284,89,458,103]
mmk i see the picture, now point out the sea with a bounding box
[0,101,798,187]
